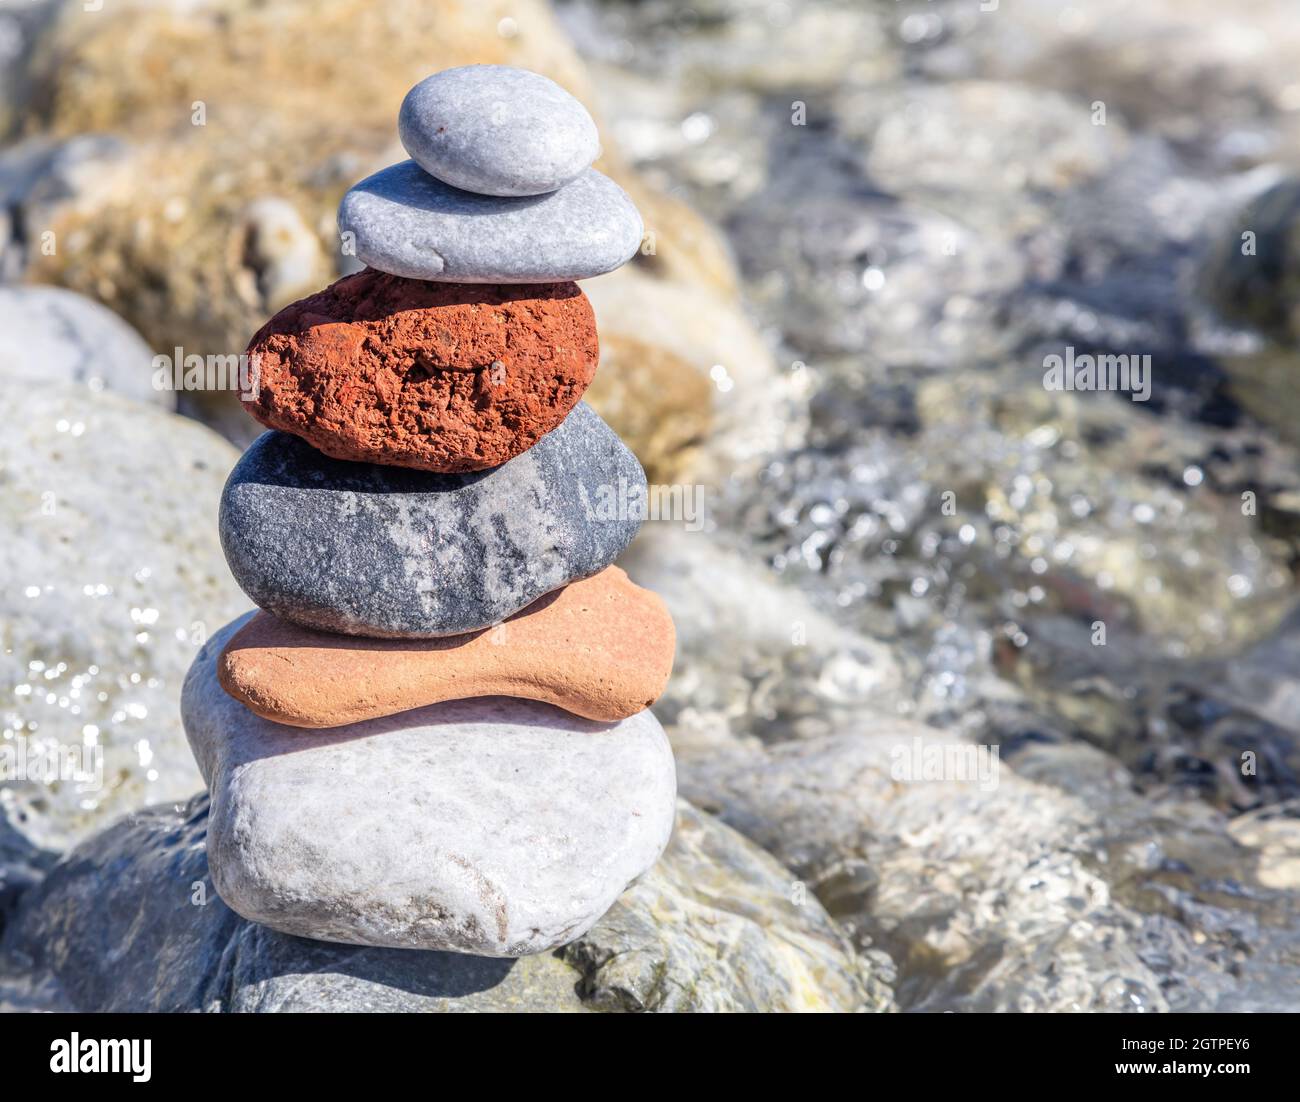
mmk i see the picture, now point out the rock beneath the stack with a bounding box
[219,403,645,638]
[399,65,599,198]
[183,615,677,956]
[337,161,642,283]
[1,794,884,1012]
[217,566,674,725]
[243,269,598,472]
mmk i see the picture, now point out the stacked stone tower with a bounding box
[180,66,677,956]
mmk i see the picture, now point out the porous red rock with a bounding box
[217,567,675,726]
[243,268,599,471]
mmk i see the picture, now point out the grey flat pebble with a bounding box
[337,161,642,282]
[219,402,646,638]
[182,615,676,956]
[399,65,599,197]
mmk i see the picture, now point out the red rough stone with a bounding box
[242,268,599,472]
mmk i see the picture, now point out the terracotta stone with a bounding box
[217,567,675,726]
[243,269,599,472]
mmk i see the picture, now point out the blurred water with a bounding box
[560,0,1300,1011]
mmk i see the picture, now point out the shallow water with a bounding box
[559,0,1300,1011]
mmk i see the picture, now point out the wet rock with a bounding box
[0,805,57,938]
[855,81,1127,229]
[0,383,249,853]
[558,0,895,96]
[717,366,1294,689]
[726,129,1024,364]
[680,721,1300,1012]
[0,794,885,1012]
[561,801,894,1012]
[1202,179,1300,344]
[926,0,1300,163]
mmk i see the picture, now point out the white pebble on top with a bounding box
[399,64,601,197]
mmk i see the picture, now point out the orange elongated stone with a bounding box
[217,567,673,726]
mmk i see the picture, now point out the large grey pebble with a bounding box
[399,65,599,197]
[219,402,646,638]
[181,615,677,957]
[0,285,169,407]
[337,161,642,282]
